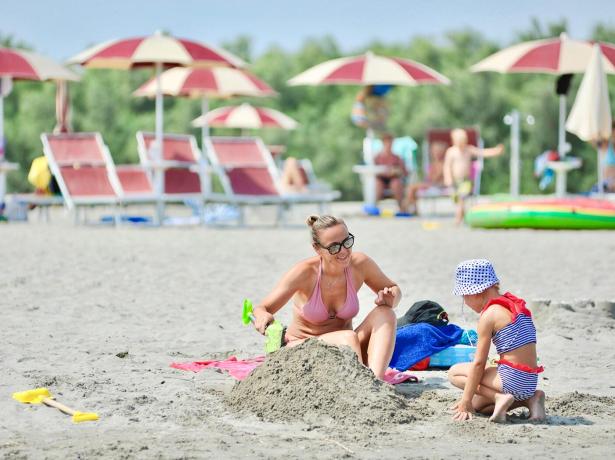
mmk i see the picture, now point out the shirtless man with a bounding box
[443,129,504,224]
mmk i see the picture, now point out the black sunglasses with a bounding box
[317,233,355,255]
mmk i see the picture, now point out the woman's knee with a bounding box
[370,305,397,325]
[337,330,361,349]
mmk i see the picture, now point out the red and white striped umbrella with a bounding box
[0,48,79,159]
[133,66,275,98]
[472,33,615,160]
[288,51,450,86]
[68,33,245,69]
[192,103,298,130]
[471,33,615,74]
[0,48,80,81]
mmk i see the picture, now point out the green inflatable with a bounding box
[466,198,615,230]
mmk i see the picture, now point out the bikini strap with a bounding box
[482,292,532,318]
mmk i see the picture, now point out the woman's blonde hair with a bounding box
[306,215,345,244]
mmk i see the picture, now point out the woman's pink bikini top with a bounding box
[298,260,360,324]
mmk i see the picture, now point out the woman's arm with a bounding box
[253,262,310,334]
[452,315,492,421]
[359,254,402,309]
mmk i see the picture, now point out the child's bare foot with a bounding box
[528,390,546,422]
[489,393,514,423]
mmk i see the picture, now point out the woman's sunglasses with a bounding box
[318,233,355,255]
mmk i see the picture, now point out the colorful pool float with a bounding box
[466,198,615,230]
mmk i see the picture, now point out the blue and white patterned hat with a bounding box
[453,259,499,295]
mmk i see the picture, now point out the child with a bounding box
[447,259,546,423]
[443,129,504,224]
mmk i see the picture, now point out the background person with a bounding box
[374,133,408,213]
[443,129,504,224]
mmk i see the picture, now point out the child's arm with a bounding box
[452,316,492,421]
[470,144,504,158]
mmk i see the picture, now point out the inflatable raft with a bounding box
[466,198,615,230]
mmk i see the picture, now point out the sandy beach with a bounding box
[2,201,615,459]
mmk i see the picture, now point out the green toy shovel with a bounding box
[242,299,285,354]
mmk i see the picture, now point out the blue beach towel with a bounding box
[389,323,464,371]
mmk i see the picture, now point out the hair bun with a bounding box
[306,215,319,227]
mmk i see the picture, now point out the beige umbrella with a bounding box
[566,44,612,194]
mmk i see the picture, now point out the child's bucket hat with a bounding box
[453,259,499,295]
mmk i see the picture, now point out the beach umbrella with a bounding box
[0,47,79,159]
[133,66,276,146]
[288,50,449,169]
[566,45,612,194]
[288,50,450,87]
[68,31,245,223]
[471,33,615,158]
[192,103,298,131]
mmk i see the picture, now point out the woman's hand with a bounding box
[253,308,274,335]
[375,286,397,307]
[450,399,474,422]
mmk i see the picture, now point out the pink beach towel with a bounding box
[170,356,418,385]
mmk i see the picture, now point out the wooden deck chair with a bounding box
[41,132,156,224]
[204,136,339,225]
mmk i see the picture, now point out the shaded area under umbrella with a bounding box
[0,47,79,210]
[67,31,244,224]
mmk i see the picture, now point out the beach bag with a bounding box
[397,300,449,328]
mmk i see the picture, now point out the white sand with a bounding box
[1,201,614,458]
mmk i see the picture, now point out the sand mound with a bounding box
[226,340,416,426]
[547,392,615,418]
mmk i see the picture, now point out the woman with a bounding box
[253,215,399,379]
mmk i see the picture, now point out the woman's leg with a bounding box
[280,157,307,192]
[317,329,363,363]
[354,305,397,380]
[390,178,406,212]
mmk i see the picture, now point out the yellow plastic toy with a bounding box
[12,388,99,423]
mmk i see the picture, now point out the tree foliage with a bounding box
[2,19,615,198]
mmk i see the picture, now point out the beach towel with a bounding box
[171,356,417,384]
[389,323,464,371]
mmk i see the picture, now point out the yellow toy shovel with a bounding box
[12,388,99,423]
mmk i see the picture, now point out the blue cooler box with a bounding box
[429,345,476,367]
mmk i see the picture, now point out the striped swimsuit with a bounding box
[483,293,543,401]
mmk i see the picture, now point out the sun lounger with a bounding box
[41,132,158,224]
[136,132,208,199]
[204,136,339,225]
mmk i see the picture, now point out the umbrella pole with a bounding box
[200,96,211,195]
[558,94,567,158]
[154,61,165,225]
[597,148,604,197]
[0,94,4,161]
[508,110,521,197]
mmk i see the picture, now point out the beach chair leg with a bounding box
[73,207,80,226]
[238,205,246,227]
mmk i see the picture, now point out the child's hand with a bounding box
[450,399,474,422]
